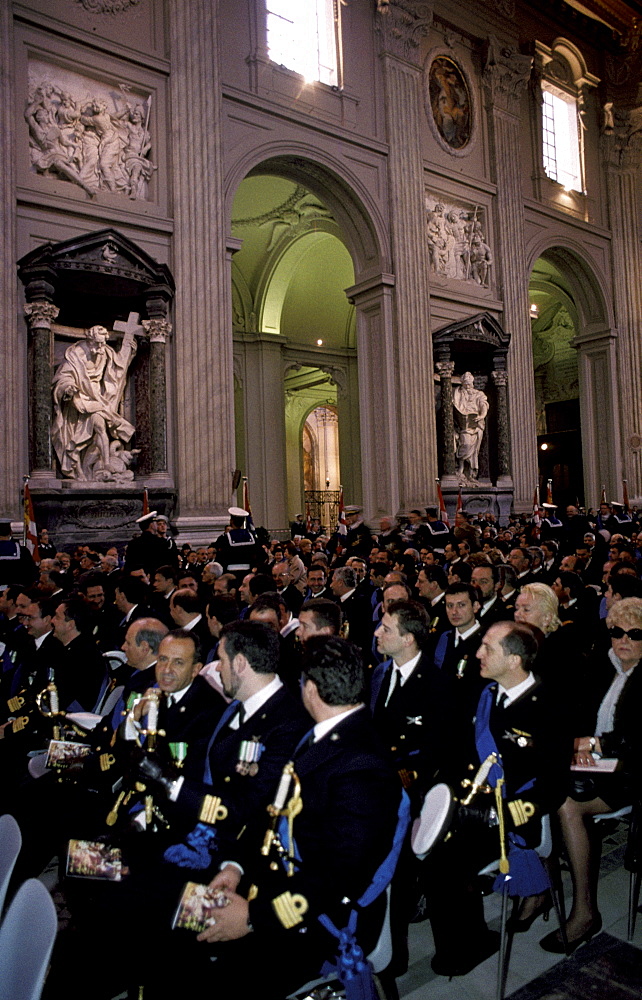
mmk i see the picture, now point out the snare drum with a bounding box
[411,782,456,859]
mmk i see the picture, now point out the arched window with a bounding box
[266,0,341,87]
[535,39,598,195]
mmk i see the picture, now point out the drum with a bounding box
[411,782,456,859]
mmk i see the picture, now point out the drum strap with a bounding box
[318,790,411,1000]
[474,685,550,898]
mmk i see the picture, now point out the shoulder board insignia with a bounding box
[272,891,308,929]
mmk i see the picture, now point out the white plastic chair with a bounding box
[0,814,21,916]
[0,878,58,1000]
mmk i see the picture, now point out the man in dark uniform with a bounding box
[426,622,571,976]
[215,507,262,584]
[0,518,37,587]
[328,505,372,561]
[51,595,107,712]
[124,511,168,577]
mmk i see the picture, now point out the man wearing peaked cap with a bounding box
[124,510,167,576]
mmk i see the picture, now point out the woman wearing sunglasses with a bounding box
[540,596,642,953]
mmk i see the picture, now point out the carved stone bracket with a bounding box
[482,36,533,117]
[375,1,434,65]
[142,318,172,344]
[601,105,642,172]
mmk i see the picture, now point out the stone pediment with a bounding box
[432,311,510,356]
[18,229,174,299]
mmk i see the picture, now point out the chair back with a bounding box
[0,814,21,916]
[0,878,57,1000]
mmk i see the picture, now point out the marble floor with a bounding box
[398,822,640,1000]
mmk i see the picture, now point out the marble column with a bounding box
[436,361,456,479]
[602,108,642,499]
[141,318,172,477]
[241,333,287,530]
[24,300,59,478]
[483,37,536,511]
[0,2,20,513]
[491,368,511,484]
[376,2,438,508]
[168,0,235,522]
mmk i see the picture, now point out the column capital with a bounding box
[24,301,59,329]
[142,318,172,344]
[491,369,508,387]
[375,1,433,66]
[602,104,642,171]
[482,36,532,117]
[436,360,455,378]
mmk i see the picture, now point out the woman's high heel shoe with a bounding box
[507,893,551,933]
[539,914,603,954]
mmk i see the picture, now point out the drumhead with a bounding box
[411,782,454,858]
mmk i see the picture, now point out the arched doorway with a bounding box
[229,172,360,530]
[528,247,618,509]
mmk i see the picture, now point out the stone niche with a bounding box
[433,312,513,523]
[17,228,176,547]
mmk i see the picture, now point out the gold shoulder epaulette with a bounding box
[272,891,308,929]
[199,795,228,825]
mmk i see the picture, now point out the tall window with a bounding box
[541,81,583,192]
[266,0,340,87]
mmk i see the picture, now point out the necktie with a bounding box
[497,691,508,710]
[385,667,399,707]
[166,694,174,709]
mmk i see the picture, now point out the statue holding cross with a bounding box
[51,313,143,481]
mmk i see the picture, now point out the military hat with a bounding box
[344,505,362,515]
[228,506,249,518]
[541,503,557,510]
[136,511,158,527]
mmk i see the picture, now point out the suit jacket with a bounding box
[57,633,107,712]
[244,706,401,953]
[370,652,451,804]
[477,596,513,631]
[175,684,308,843]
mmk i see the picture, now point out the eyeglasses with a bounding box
[608,626,642,641]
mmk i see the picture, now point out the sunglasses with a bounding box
[608,626,642,641]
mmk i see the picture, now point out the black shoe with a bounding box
[507,892,551,933]
[431,931,501,977]
[540,915,602,954]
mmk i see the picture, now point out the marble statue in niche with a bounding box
[453,372,489,483]
[25,68,155,200]
[428,55,472,150]
[426,200,493,285]
[52,325,139,482]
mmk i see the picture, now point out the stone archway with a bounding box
[528,245,619,508]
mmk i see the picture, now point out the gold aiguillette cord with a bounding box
[495,776,509,874]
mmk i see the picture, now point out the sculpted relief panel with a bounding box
[26,61,156,200]
[426,198,493,286]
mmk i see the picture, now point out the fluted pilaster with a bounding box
[0,4,20,512]
[169,0,235,516]
[483,38,536,510]
[377,2,438,508]
[603,108,642,497]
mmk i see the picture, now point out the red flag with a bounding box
[455,489,464,527]
[243,478,254,532]
[142,488,150,516]
[546,479,553,505]
[600,484,607,506]
[623,479,630,512]
[436,479,450,528]
[305,508,312,535]
[23,479,40,561]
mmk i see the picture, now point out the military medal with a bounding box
[456,655,468,679]
[169,741,188,767]
[236,737,264,775]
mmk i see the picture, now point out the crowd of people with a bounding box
[0,497,640,998]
